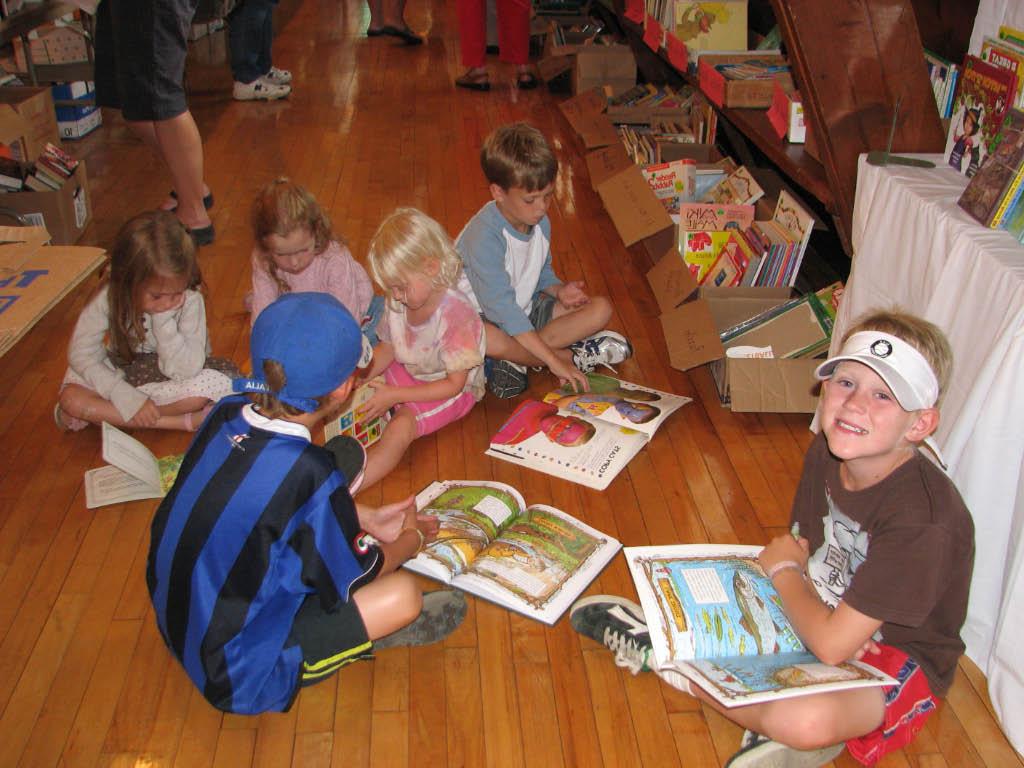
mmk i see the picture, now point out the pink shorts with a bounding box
[384,362,477,438]
[846,644,938,765]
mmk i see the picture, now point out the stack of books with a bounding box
[958,108,1024,241]
[739,191,816,288]
[925,49,959,119]
[24,142,80,192]
[0,156,26,192]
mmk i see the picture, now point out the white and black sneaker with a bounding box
[570,595,652,674]
[262,66,293,85]
[568,331,633,374]
[724,731,845,768]
[487,359,528,399]
[233,78,291,101]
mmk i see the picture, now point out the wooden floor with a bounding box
[0,1,1019,766]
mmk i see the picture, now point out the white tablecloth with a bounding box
[832,154,1024,755]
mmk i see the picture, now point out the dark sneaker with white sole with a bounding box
[324,435,366,494]
[568,331,633,373]
[724,731,845,768]
[373,589,468,648]
[487,359,529,398]
[569,595,652,674]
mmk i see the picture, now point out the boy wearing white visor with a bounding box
[570,310,976,768]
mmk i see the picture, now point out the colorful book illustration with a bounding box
[407,480,621,624]
[702,165,764,206]
[673,1,748,62]
[83,422,183,509]
[625,544,896,707]
[642,159,696,214]
[323,377,390,448]
[678,202,755,232]
[486,374,690,490]
[719,282,841,360]
[944,55,1017,176]
[980,36,1024,109]
[958,108,1024,226]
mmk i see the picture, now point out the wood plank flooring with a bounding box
[0,0,1019,765]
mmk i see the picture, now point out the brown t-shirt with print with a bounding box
[790,432,975,697]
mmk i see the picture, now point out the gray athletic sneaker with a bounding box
[568,331,633,373]
[488,359,529,398]
[570,595,652,674]
[374,589,468,649]
[725,731,845,768]
[324,435,366,494]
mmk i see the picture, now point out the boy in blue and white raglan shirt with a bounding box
[147,293,465,714]
[456,122,632,398]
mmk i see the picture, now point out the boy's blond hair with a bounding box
[368,208,463,299]
[481,122,558,192]
[843,309,953,404]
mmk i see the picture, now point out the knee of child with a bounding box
[765,704,840,751]
[394,572,423,623]
[589,295,612,326]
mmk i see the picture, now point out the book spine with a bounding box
[990,163,1024,227]
[997,173,1024,234]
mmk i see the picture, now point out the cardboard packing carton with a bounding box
[53,83,101,140]
[537,20,602,82]
[697,52,794,108]
[585,142,673,246]
[1,162,92,245]
[645,246,821,412]
[557,87,620,149]
[0,86,60,162]
[573,44,636,96]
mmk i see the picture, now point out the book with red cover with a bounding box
[944,55,1018,176]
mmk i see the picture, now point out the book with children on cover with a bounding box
[407,480,621,624]
[485,374,691,491]
[83,422,183,509]
[625,544,896,707]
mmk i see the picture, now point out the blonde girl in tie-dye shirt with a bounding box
[357,208,486,490]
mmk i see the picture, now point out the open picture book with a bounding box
[83,422,183,509]
[406,480,621,624]
[486,374,690,490]
[625,545,895,707]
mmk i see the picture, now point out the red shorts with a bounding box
[383,362,477,438]
[846,644,938,765]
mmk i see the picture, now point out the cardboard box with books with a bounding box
[557,87,619,149]
[1,159,91,245]
[697,52,794,108]
[0,86,60,162]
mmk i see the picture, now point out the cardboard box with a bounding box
[53,86,101,140]
[0,87,60,162]
[697,52,794,108]
[0,162,91,244]
[557,87,619,149]
[585,143,673,246]
[12,21,89,70]
[573,44,636,96]
[645,247,820,412]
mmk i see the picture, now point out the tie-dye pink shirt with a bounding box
[378,288,486,401]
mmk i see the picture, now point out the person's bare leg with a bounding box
[539,296,612,348]
[352,571,423,638]
[151,112,211,230]
[60,385,207,431]
[125,119,210,214]
[358,410,417,492]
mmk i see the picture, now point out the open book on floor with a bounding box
[83,422,183,509]
[486,374,691,490]
[625,544,895,707]
[406,480,621,624]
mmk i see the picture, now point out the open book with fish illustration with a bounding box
[407,480,621,624]
[625,545,896,707]
[486,374,690,490]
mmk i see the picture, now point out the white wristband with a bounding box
[766,560,802,580]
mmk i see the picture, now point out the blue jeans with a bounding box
[228,0,277,84]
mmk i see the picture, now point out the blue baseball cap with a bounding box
[234,292,372,412]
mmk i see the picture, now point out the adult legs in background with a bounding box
[366,0,422,43]
[455,0,533,89]
[94,0,214,240]
[228,0,291,99]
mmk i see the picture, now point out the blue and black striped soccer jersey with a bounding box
[147,397,381,714]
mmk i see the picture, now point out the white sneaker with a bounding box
[569,330,633,373]
[262,66,292,85]
[233,79,291,101]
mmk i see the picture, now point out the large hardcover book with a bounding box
[944,55,1017,176]
[958,108,1024,226]
[486,375,690,490]
[407,480,621,624]
[625,545,896,707]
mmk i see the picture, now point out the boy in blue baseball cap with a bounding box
[147,293,465,715]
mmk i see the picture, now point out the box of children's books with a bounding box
[407,480,622,624]
[625,544,895,706]
[485,374,690,490]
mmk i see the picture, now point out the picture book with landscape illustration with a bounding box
[83,422,183,509]
[625,545,896,707]
[485,374,690,490]
[407,480,621,624]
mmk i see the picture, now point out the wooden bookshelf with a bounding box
[615,0,946,253]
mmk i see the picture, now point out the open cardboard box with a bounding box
[645,246,821,412]
[697,52,794,109]
[557,87,619,149]
[0,86,60,162]
[584,143,673,246]
[573,44,635,96]
[1,162,92,245]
